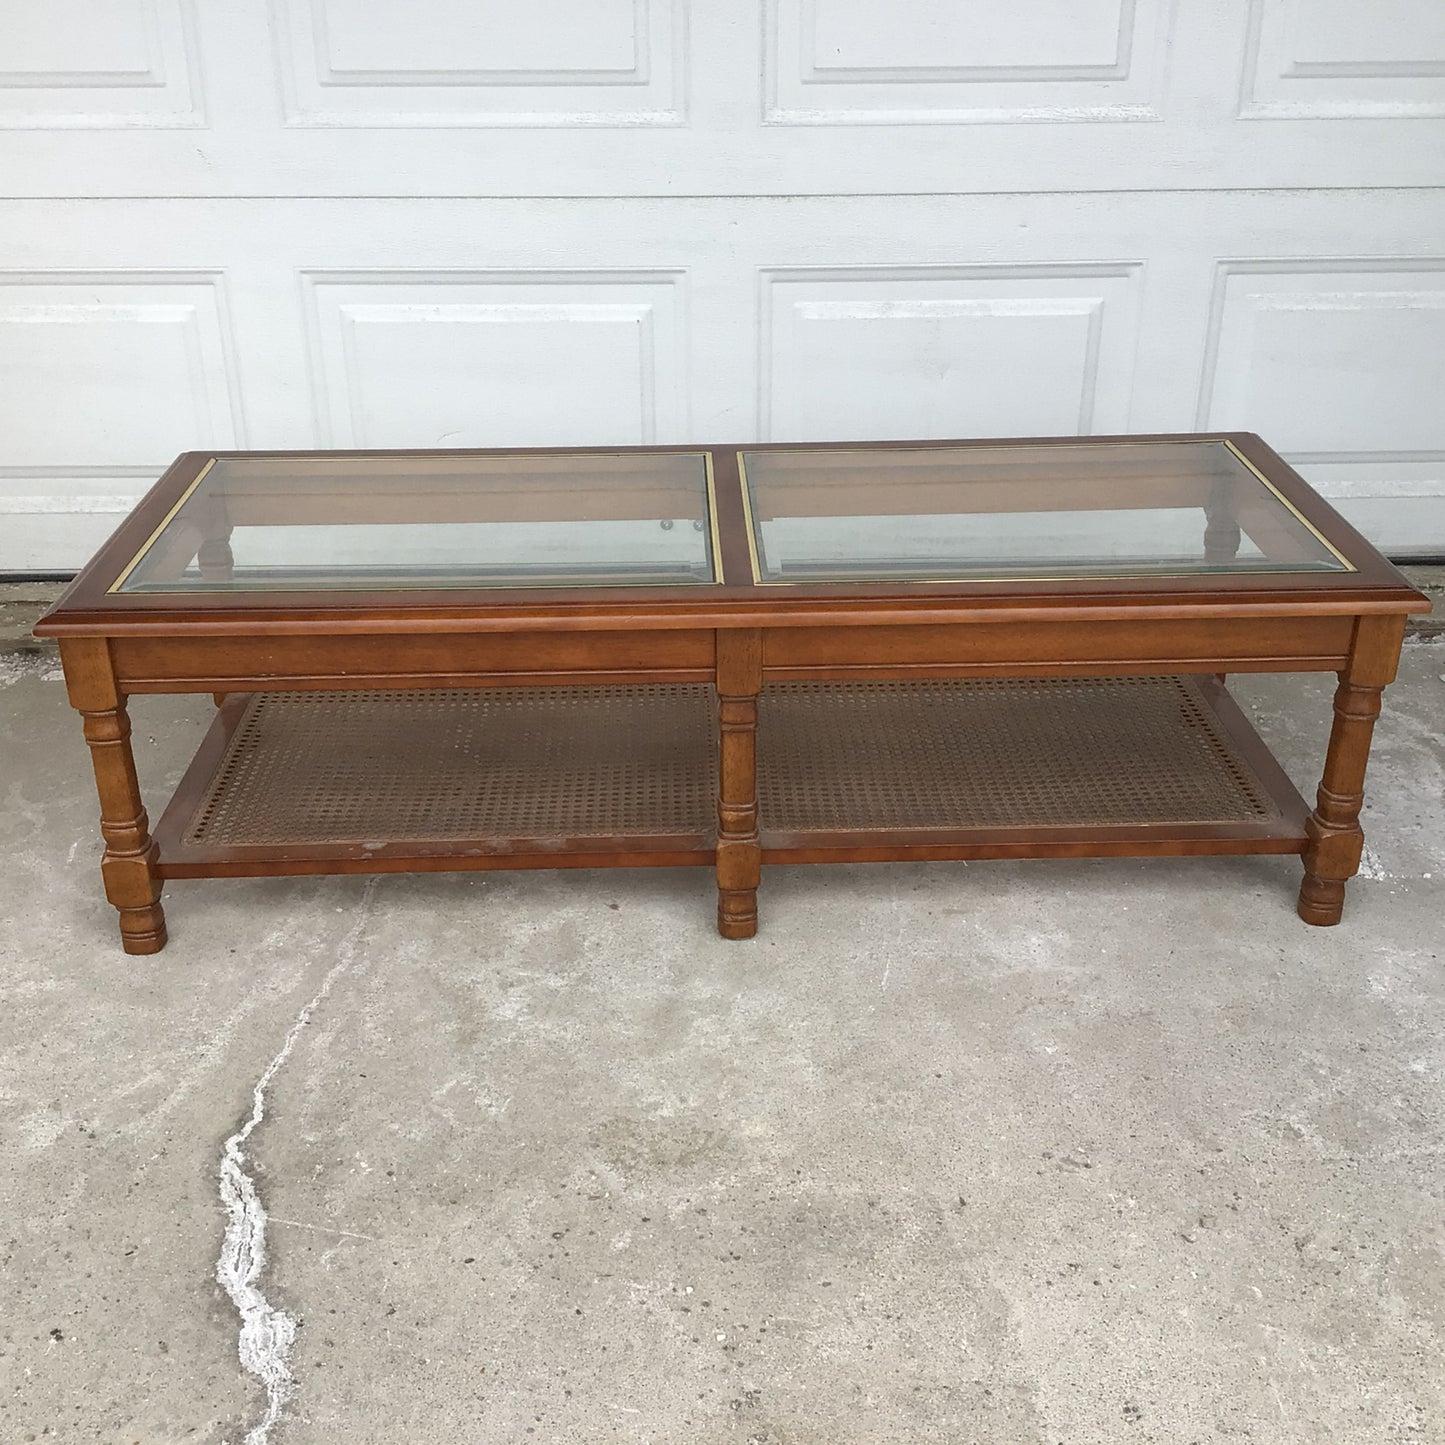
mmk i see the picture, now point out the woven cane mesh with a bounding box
[183,675,1275,850]
[756,676,1277,831]
[185,685,717,846]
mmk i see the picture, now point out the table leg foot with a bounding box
[1297,870,1347,927]
[717,889,758,939]
[118,900,169,954]
[96,811,168,954]
[1297,800,1365,927]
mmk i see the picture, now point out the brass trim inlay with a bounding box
[703,451,724,585]
[108,458,217,594]
[1219,439,1354,571]
[737,437,1357,586]
[109,451,722,595]
[737,451,765,588]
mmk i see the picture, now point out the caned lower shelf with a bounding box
[154,685,720,876]
[152,676,1309,878]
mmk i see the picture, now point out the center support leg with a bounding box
[60,637,167,954]
[197,532,235,583]
[716,628,762,940]
[1298,614,1406,927]
[1204,479,1241,687]
[198,530,234,708]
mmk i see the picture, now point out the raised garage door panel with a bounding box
[3,0,1443,193]
[0,271,243,572]
[272,0,685,126]
[303,272,688,448]
[0,0,1442,570]
[1241,0,1445,118]
[760,266,1145,442]
[1199,261,1445,552]
[0,0,202,128]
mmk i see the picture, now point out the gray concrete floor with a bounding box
[1,647,1443,1445]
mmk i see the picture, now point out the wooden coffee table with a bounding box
[35,435,1429,954]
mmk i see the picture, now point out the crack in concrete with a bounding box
[217,881,378,1445]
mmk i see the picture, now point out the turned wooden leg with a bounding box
[716,629,762,940]
[60,638,167,954]
[1298,615,1406,927]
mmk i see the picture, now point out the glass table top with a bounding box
[109,439,1355,599]
[114,452,718,592]
[739,440,1351,583]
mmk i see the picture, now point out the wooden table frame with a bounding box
[35,433,1430,955]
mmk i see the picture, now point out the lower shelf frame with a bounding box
[151,675,1310,882]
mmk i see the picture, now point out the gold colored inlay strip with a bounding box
[1219,438,1354,571]
[108,458,217,594]
[736,452,765,587]
[736,437,1356,586]
[703,451,724,585]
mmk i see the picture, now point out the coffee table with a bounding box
[35,435,1429,955]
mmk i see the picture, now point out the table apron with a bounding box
[760,615,1356,678]
[109,629,718,692]
[106,613,1358,693]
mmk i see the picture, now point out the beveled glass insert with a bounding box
[115,452,718,592]
[740,441,1350,583]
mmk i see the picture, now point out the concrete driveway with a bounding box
[2,645,1443,1444]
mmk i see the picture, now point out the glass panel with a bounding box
[740,441,1350,583]
[116,452,717,592]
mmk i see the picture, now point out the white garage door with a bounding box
[2,0,1444,572]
